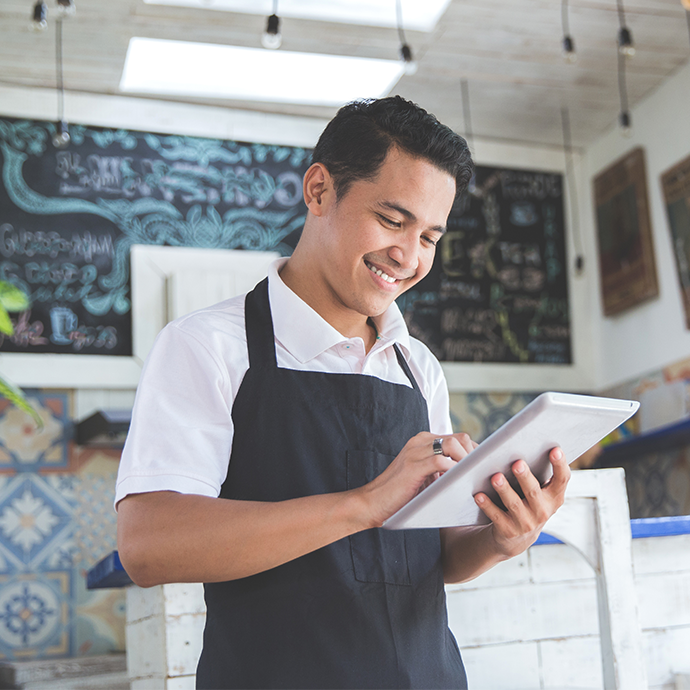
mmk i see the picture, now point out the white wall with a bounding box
[0,84,598,392]
[583,60,690,391]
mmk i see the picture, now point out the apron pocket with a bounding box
[346,449,411,586]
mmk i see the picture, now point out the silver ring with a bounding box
[433,438,444,455]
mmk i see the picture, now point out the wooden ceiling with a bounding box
[0,0,688,149]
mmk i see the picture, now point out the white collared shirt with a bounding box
[115,259,452,505]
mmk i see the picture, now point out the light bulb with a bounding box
[30,0,48,31]
[618,26,635,57]
[562,35,577,63]
[400,44,418,75]
[57,0,76,17]
[52,121,71,149]
[262,14,281,49]
[619,111,633,137]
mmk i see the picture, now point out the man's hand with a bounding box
[475,447,570,559]
[358,432,477,529]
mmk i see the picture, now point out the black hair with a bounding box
[311,96,473,199]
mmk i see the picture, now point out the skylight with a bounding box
[143,0,451,32]
[119,39,405,106]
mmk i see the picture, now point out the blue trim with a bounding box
[535,514,690,546]
[86,551,133,589]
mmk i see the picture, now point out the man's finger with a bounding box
[474,492,512,532]
[511,460,544,512]
[543,447,571,495]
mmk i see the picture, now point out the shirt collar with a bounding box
[267,258,413,364]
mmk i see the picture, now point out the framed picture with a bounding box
[593,147,659,316]
[661,154,690,329]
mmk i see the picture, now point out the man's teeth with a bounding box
[366,262,396,283]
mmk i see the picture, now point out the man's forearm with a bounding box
[440,525,509,584]
[117,490,372,587]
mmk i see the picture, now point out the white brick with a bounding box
[166,676,196,690]
[131,677,165,690]
[163,583,206,617]
[165,612,205,677]
[446,580,599,647]
[637,572,690,630]
[529,543,596,584]
[633,534,690,576]
[126,615,167,679]
[127,586,165,623]
[540,636,604,689]
[460,641,541,690]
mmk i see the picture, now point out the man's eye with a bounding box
[422,235,439,247]
[378,214,401,227]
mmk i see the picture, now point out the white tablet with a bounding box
[383,392,639,530]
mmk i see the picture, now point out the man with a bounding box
[116,96,570,689]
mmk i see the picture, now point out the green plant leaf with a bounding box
[0,281,30,312]
[0,304,13,336]
[0,376,43,429]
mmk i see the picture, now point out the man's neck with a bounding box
[279,257,379,353]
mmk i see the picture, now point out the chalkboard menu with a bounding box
[0,118,571,364]
[0,118,310,356]
[397,166,572,364]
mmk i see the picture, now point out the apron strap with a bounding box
[244,278,277,368]
[393,343,421,394]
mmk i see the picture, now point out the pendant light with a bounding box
[30,0,48,31]
[396,0,417,75]
[616,0,635,57]
[262,0,281,50]
[56,0,76,16]
[561,0,577,63]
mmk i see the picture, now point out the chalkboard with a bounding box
[0,118,310,356]
[1,118,571,365]
[396,166,572,364]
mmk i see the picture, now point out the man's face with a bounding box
[312,147,456,322]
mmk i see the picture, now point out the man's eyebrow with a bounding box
[377,201,447,234]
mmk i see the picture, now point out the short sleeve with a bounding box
[115,320,240,506]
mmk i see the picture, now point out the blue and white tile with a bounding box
[0,392,73,473]
[0,570,73,659]
[0,474,74,571]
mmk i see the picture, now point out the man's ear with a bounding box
[303,163,333,216]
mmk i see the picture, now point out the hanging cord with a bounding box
[395,0,407,47]
[55,17,65,124]
[460,79,474,153]
[616,0,627,27]
[561,107,584,274]
[617,47,629,116]
[561,0,571,36]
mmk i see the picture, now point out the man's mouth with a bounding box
[365,260,401,284]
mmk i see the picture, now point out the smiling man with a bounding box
[116,97,570,689]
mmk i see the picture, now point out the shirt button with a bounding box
[342,344,351,350]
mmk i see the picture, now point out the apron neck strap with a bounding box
[245,278,277,368]
[245,277,422,395]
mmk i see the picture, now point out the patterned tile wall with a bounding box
[597,355,690,518]
[449,392,538,442]
[0,391,124,661]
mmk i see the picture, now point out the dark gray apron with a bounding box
[196,278,467,689]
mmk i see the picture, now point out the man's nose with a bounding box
[388,236,419,271]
